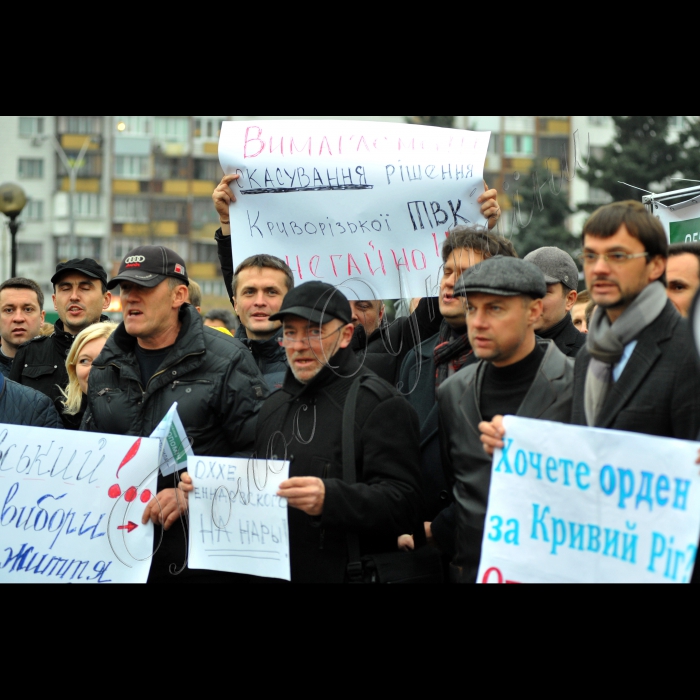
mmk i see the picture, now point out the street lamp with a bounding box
[0,183,27,278]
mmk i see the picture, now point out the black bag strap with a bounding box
[343,376,363,580]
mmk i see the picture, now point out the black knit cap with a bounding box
[269,281,352,325]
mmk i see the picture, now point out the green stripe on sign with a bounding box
[167,423,188,464]
[669,217,700,244]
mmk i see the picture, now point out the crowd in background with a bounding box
[1,177,699,584]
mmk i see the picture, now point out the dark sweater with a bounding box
[479,343,544,422]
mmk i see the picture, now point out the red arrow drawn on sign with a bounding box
[117,522,138,533]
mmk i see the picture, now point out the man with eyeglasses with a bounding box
[482,200,700,450]
[220,280,423,583]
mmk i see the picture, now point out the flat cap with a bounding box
[524,246,579,291]
[454,256,547,299]
[270,281,352,325]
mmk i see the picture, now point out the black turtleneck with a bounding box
[538,313,571,341]
[479,342,544,422]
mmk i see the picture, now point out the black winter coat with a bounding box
[571,301,700,439]
[83,304,268,582]
[254,346,424,583]
[538,314,586,358]
[0,350,13,378]
[10,316,109,430]
[235,326,288,392]
[0,373,61,428]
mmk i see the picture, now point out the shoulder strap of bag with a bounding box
[343,375,364,580]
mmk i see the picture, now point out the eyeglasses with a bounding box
[578,252,649,266]
[278,326,343,348]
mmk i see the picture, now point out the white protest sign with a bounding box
[219,120,491,299]
[478,416,700,584]
[149,402,193,477]
[187,456,290,581]
[0,426,159,583]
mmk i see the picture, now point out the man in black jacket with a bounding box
[571,201,700,439]
[524,247,585,357]
[250,281,423,583]
[439,256,574,583]
[10,259,111,429]
[0,277,46,378]
[0,373,61,428]
[83,245,268,583]
[397,227,517,555]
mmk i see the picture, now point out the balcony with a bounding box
[113,180,141,195]
[188,262,219,279]
[60,134,101,151]
[59,177,100,193]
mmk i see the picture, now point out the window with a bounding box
[154,156,188,180]
[73,193,102,218]
[192,200,220,225]
[57,116,102,134]
[114,197,149,223]
[115,155,150,179]
[19,117,44,137]
[115,116,152,136]
[669,116,686,130]
[193,117,225,140]
[200,280,227,297]
[55,236,102,261]
[152,200,186,220]
[112,237,144,261]
[503,135,534,157]
[193,242,219,263]
[539,137,569,159]
[25,200,44,221]
[154,117,189,141]
[194,159,221,180]
[57,152,102,177]
[18,159,44,179]
[487,134,500,155]
[18,243,43,262]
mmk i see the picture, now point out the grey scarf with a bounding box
[584,281,667,426]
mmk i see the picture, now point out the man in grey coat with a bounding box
[438,256,574,583]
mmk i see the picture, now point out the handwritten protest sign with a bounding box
[478,416,700,584]
[187,456,290,581]
[219,120,491,299]
[0,425,159,583]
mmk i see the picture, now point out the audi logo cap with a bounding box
[51,258,108,287]
[107,245,189,290]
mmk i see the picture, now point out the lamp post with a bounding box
[0,183,27,278]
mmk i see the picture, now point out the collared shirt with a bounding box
[613,340,638,382]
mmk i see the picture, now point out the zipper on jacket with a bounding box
[147,350,205,393]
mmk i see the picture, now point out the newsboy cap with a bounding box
[454,256,547,299]
[524,247,579,291]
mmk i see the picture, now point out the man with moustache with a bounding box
[0,278,46,377]
[10,259,111,429]
[238,281,423,583]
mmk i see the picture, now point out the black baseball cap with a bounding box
[269,281,352,325]
[51,258,108,287]
[108,245,189,290]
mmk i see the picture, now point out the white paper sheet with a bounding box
[0,426,159,583]
[477,416,700,584]
[219,120,491,299]
[187,456,290,581]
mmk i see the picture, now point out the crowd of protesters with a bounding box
[2,174,700,583]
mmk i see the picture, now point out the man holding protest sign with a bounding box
[83,245,268,583]
[238,280,423,583]
[438,256,574,583]
[212,173,502,385]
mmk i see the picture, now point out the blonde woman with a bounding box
[61,322,117,419]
